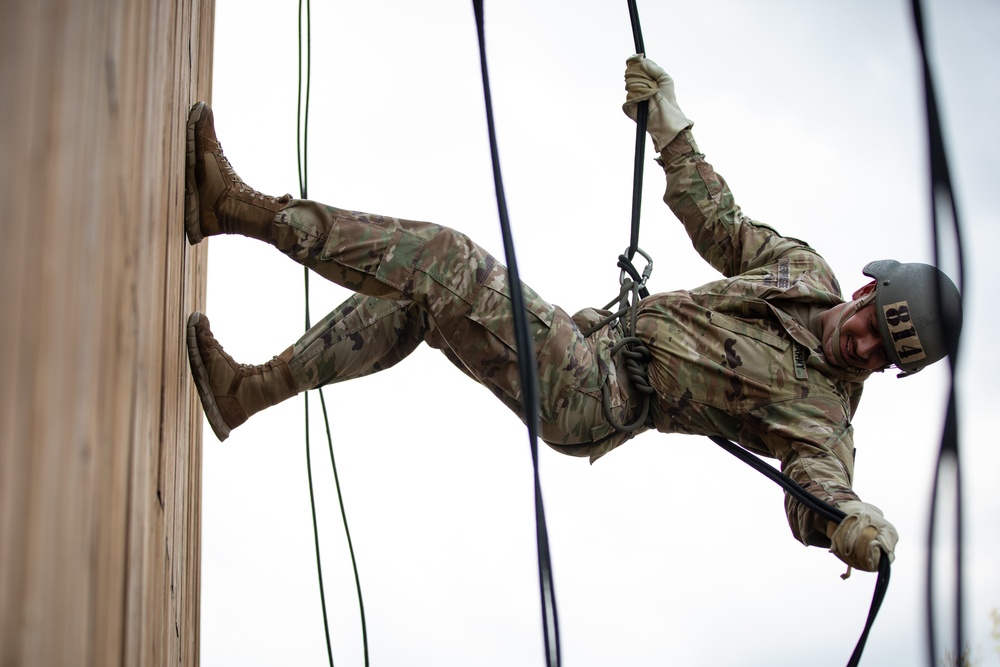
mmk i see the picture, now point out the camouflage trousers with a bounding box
[266,200,643,456]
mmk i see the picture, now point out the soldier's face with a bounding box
[827,302,890,371]
[820,281,890,371]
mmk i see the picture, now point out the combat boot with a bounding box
[186,311,299,441]
[184,101,292,244]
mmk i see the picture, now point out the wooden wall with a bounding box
[0,1,213,665]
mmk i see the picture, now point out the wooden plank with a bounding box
[0,0,213,665]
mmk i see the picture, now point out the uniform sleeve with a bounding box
[752,398,861,548]
[658,130,810,278]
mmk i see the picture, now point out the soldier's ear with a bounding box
[851,280,877,301]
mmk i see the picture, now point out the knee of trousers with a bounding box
[408,225,498,317]
[271,203,495,305]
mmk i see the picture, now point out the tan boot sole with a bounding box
[186,311,231,441]
[184,102,207,245]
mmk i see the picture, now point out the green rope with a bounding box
[297,0,370,663]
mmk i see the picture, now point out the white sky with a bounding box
[201,1,999,665]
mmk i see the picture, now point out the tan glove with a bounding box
[829,500,898,572]
[622,54,694,152]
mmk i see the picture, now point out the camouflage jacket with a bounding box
[626,131,871,548]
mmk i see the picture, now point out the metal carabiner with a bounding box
[618,246,654,293]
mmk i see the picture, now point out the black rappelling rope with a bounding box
[625,0,647,274]
[710,437,890,667]
[471,3,561,666]
[297,1,370,665]
[909,1,967,665]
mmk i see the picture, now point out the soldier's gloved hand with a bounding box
[622,54,694,152]
[829,500,898,572]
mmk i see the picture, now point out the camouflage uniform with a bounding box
[270,129,866,550]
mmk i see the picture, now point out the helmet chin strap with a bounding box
[829,294,876,369]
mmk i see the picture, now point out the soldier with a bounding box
[184,55,960,574]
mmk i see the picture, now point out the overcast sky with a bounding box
[200,1,999,665]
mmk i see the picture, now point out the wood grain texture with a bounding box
[0,1,213,665]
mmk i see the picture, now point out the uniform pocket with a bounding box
[466,269,555,351]
[709,311,788,350]
[318,214,427,294]
[684,311,794,411]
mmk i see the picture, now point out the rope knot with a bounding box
[584,278,655,433]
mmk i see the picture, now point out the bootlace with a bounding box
[216,144,283,204]
[200,322,279,377]
[236,356,284,377]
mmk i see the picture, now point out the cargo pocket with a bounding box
[318,213,427,294]
[463,268,559,419]
[466,269,556,350]
[703,312,789,378]
[692,311,791,411]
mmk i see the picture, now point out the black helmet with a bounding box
[862,260,962,377]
